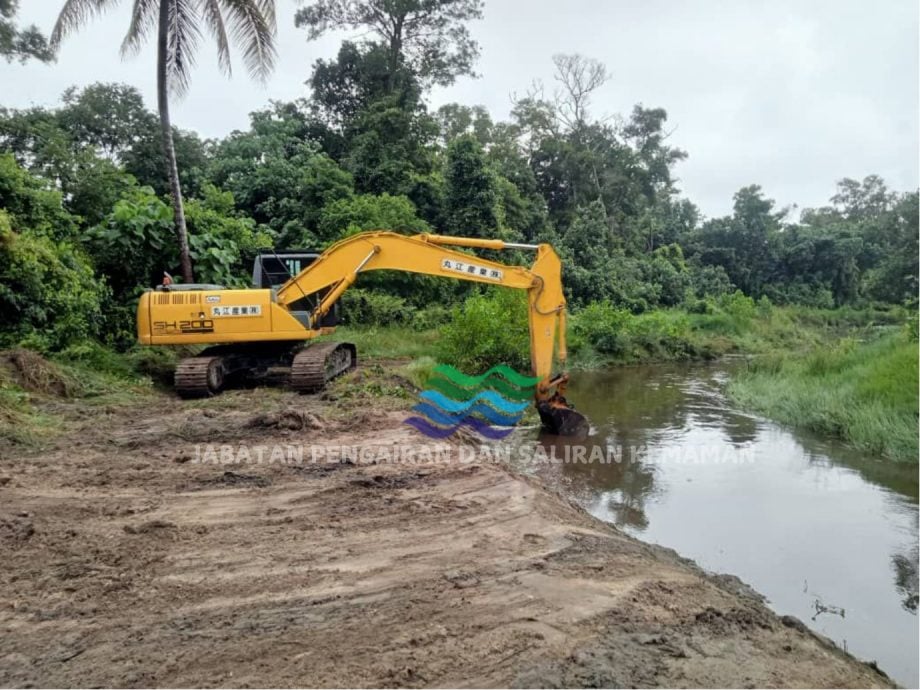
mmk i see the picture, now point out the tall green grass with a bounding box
[567,296,910,368]
[728,331,919,462]
[329,326,440,359]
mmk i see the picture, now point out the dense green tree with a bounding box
[622,105,688,198]
[209,103,354,247]
[692,185,782,297]
[52,0,278,283]
[436,103,493,147]
[444,135,497,237]
[122,124,208,198]
[831,174,895,220]
[88,183,271,295]
[296,0,483,89]
[559,200,616,306]
[317,192,428,241]
[1,0,54,63]
[58,83,155,159]
[309,41,420,131]
[775,223,861,306]
[860,191,919,304]
[644,244,690,307]
[0,158,105,350]
[0,153,77,241]
[0,211,105,350]
[345,95,437,196]
[0,84,210,222]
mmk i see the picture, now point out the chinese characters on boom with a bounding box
[211,305,262,317]
[441,258,504,282]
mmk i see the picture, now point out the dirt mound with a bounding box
[1,349,76,397]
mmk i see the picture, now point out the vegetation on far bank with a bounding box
[728,327,919,462]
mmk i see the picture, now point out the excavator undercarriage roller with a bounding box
[291,341,357,393]
[174,356,226,398]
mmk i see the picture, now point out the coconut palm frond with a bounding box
[253,0,276,32]
[199,0,232,76]
[219,0,277,83]
[166,0,203,96]
[120,0,159,57]
[51,0,122,47]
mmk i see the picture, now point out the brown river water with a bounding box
[506,361,918,687]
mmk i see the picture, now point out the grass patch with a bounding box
[728,331,919,462]
[0,344,160,449]
[568,298,909,367]
[327,362,415,405]
[0,381,54,446]
[402,356,437,389]
[331,326,440,360]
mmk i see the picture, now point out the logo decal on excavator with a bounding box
[153,319,215,335]
[404,364,539,439]
[211,305,262,317]
[440,258,503,282]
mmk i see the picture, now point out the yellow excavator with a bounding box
[137,231,585,434]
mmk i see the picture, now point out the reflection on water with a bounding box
[510,361,919,687]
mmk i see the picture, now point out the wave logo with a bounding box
[405,364,540,439]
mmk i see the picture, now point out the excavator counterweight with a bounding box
[137,231,586,435]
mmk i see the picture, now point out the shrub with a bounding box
[0,211,106,351]
[570,302,635,356]
[438,289,530,372]
[411,305,451,331]
[719,290,757,320]
[340,288,413,327]
[570,302,704,361]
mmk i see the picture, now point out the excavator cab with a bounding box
[252,251,340,328]
[253,251,319,289]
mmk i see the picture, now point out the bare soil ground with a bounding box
[0,366,894,688]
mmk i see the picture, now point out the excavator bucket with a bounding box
[537,397,588,436]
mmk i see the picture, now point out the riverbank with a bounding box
[0,357,895,688]
[728,329,918,462]
[2,302,913,455]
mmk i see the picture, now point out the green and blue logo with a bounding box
[405,364,540,439]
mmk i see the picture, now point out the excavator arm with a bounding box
[274,231,569,401]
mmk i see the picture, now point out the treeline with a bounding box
[0,0,916,354]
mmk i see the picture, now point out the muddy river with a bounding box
[510,361,919,687]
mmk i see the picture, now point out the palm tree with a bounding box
[51,0,277,283]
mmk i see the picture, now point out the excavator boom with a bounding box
[274,232,567,391]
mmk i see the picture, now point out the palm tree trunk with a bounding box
[157,0,194,283]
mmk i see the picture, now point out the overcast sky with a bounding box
[3,0,918,218]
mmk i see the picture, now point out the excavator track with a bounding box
[174,356,225,398]
[290,341,357,393]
